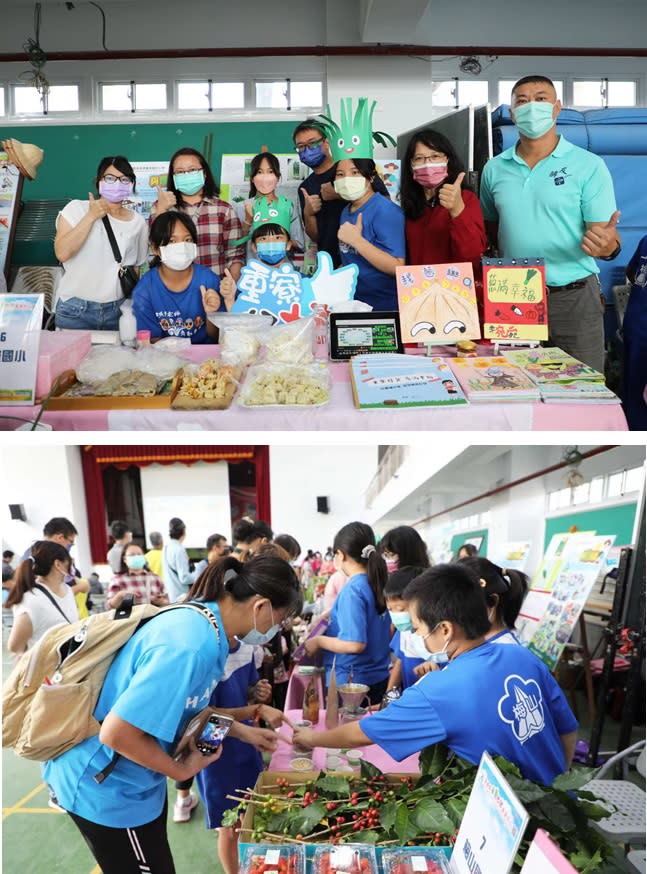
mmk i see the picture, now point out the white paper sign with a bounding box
[0,293,44,404]
[520,829,578,873]
[450,752,528,874]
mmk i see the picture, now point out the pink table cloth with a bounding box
[270,709,420,775]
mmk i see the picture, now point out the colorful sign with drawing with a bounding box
[395,262,480,344]
[0,152,21,275]
[129,161,169,222]
[0,293,44,404]
[482,258,548,342]
[231,251,358,323]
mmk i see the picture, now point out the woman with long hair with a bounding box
[459,556,529,644]
[379,525,430,574]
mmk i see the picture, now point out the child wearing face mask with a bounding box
[54,155,149,331]
[235,152,304,260]
[133,212,235,344]
[400,130,486,275]
[384,566,428,694]
[107,544,169,610]
[335,158,406,311]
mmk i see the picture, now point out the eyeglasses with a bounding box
[174,167,203,176]
[295,138,324,153]
[410,153,446,167]
[102,174,132,185]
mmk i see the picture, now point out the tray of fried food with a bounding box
[171,358,242,410]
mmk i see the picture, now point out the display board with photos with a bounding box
[0,151,24,278]
[482,257,548,342]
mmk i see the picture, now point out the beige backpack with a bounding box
[2,598,219,766]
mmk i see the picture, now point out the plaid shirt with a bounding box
[108,571,168,605]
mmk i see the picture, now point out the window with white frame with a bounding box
[432,80,489,108]
[573,79,637,108]
[547,466,643,511]
[177,81,245,111]
[498,79,564,106]
[100,82,167,112]
[255,80,323,110]
[13,83,79,115]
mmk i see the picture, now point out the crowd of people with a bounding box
[3,509,581,874]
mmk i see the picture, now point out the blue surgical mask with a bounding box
[174,169,205,196]
[410,632,431,660]
[125,554,147,571]
[389,610,413,633]
[256,241,287,265]
[238,602,280,646]
[512,102,556,139]
[411,623,450,664]
[299,144,326,168]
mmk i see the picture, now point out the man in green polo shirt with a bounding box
[480,75,621,373]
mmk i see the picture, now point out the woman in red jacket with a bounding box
[400,129,486,276]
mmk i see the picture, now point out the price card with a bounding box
[0,293,43,404]
[449,752,528,874]
[482,258,548,342]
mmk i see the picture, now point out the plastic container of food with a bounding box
[240,844,306,874]
[381,848,451,874]
[289,756,314,772]
[312,845,378,874]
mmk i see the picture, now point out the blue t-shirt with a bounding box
[391,629,425,689]
[44,601,229,828]
[323,573,391,686]
[196,641,264,828]
[132,263,224,343]
[338,193,405,311]
[361,641,578,785]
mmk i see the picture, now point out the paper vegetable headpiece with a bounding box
[231,194,292,245]
[317,97,396,162]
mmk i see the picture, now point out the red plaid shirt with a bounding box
[108,571,167,605]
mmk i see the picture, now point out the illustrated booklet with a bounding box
[448,356,541,402]
[350,353,468,409]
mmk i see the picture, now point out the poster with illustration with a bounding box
[375,158,401,200]
[0,152,22,277]
[527,534,615,669]
[395,262,480,345]
[231,251,358,323]
[482,258,548,342]
[128,161,169,221]
[491,541,532,573]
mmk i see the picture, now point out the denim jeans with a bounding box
[55,297,124,331]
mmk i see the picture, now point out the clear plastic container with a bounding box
[312,845,378,874]
[381,847,451,874]
[240,844,306,874]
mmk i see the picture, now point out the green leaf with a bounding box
[575,799,613,821]
[534,796,577,834]
[492,756,523,779]
[446,796,468,826]
[351,829,380,843]
[395,803,421,843]
[221,808,239,827]
[289,801,327,837]
[267,810,293,833]
[314,775,351,796]
[505,774,549,804]
[379,800,398,833]
[360,759,382,781]
[552,767,598,792]
[419,742,450,778]
[411,797,455,835]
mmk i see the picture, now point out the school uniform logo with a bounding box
[497,674,545,743]
[550,167,570,186]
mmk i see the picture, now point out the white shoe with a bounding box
[173,791,199,823]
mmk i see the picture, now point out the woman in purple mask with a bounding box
[54,155,149,331]
[400,130,486,276]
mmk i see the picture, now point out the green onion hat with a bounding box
[231,194,292,245]
[317,97,396,162]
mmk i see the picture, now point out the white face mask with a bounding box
[159,241,197,271]
[334,177,368,202]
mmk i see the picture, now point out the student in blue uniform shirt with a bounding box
[45,555,302,874]
[295,563,578,786]
[133,212,235,344]
[459,556,529,646]
[384,566,427,692]
[304,521,391,703]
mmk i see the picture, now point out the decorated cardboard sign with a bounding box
[395,262,480,344]
[482,258,548,342]
[231,251,358,323]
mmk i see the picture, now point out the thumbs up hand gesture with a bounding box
[438,171,466,218]
[338,212,364,249]
[219,269,237,311]
[303,190,322,216]
[88,192,108,221]
[156,184,177,213]
[581,211,621,259]
[200,284,222,314]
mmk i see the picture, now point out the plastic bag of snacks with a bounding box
[264,317,316,365]
[240,845,306,874]
[381,848,450,874]
[312,845,378,874]
[239,362,330,407]
[220,325,266,368]
[171,359,242,410]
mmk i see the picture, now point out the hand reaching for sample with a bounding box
[338,213,364,249]
[292,727,316,750]
[219,269,237,310]
[581,211,621,258]
[303,191,322,216]
[200,284,221,314]
[156,185,177,212]
[259,707,296,730]
[239,724,289,753]
[437,172,466,218]
[88,192,108,221]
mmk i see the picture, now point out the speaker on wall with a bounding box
[316,496,330,514]
[9,504,27,521]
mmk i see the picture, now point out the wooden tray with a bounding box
[170,365,239,410]
[44,369,180,411]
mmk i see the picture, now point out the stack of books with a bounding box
[501,347,619,404]
[448,356,541,402]
[349,354,468,409]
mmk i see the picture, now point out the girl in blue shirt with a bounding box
[304,521,391,704]
[335,158,405,311]
[459,556,529,645]
[384,566,428,692]
[44,555,302,874]
[133,212,235,344]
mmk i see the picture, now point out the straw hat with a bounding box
[1,138,44,180]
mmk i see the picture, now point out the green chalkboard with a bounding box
[450,528,489,559]
[544,502,637,548]
[9,120,298,264]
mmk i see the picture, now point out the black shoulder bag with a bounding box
[102,216,139,299]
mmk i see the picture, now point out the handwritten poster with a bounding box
[482,258,548,342]
[396,262,480,345]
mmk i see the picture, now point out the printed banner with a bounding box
[0,152,22,275]
[482,258,548,342]
[0,293,44,404]
[129,161,169,222]
[396,262,480,344]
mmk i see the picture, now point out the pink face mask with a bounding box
[412,163,448,190]
[254,173,278,195]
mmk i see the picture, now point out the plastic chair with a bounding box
[627,850,646,873]
[584,739,646,848]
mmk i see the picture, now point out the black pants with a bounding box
[367,678,388,705]
[68,799,175,874]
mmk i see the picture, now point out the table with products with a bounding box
[0,332,629,431]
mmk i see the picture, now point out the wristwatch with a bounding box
[599,241,622,261]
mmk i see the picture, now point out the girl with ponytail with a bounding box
[304,521,391,704]
[459,556,529,644]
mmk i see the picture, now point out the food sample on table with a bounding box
[219,327,263,367]
[240,364,330,407]
[381,848,450,874]
[63,369,163,397]
[240,844,305,874]
[264,317,316,365]
[171,359,241,410]
[289,757,313,771]
[313,845,378,874]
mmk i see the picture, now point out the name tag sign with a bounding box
[450,752,528,874]
[0,293,43,404]
[482,258,548,342]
